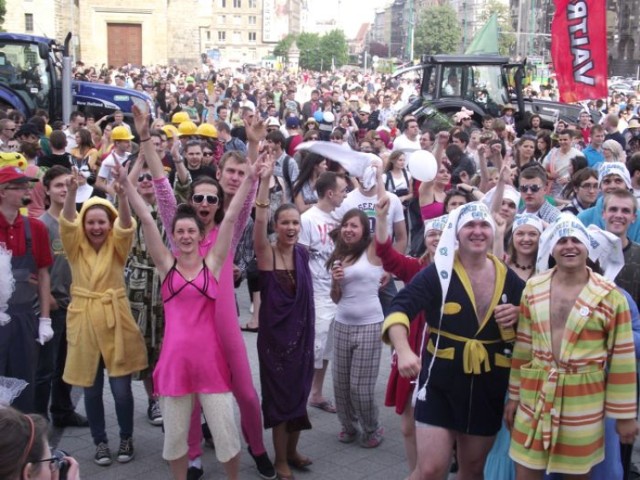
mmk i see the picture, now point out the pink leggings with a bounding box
[188,323,266,459]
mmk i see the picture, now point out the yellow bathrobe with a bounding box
[60,198,148,387]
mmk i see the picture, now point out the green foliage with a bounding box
[414,5,462,56]
[273,34,296,59]
[0,0,6,32]
[479,0,516,56]
[272,29,349,71]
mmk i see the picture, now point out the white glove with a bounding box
[37,317,54,345]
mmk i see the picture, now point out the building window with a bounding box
[219,0,226,7]
[233,31,242,43]
[248,15,257,25]
[233,0,241,7]
[218,31,226,42]
[25,13,34,32]
[248,32,257,42]
[233,15,241,25]
[206,30,211,40]
[249,0,256,7]
[218,14,226,24]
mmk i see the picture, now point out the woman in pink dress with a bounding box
[114,156,265,480]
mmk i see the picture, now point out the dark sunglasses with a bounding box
[202,151,214,157]
[138,173,153,182]
[192,194,219,205]
[519,184,542,193]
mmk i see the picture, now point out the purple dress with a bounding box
[258,244,315,430]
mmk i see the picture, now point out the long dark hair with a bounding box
[293,151,325,198]
[188,176,225,225]
[325,209,371,269]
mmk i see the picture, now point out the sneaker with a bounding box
[187,466,204,480]
[147,399,163,426]
[361,426,384,448]
[337,428,358,444]
[249,446,277,480]
[94,442,112,466]
[117,437,134,463]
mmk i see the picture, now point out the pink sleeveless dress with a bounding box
[153,260,231,397]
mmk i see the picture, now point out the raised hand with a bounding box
[245,115,267,144]
[66,166,79,193]
[112,157,129,186]
[375,195,390,216]
[132,104,150,139]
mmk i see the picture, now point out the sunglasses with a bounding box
[519,184,542,193]
[202,151,214,157]
[192,194,219,205]
[138,173,153,182]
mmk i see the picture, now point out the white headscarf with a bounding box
[423,214,448,237]
[483,185,521,210]
[598,162,632,189]
[512,213,544,234]
[536,214,623,280]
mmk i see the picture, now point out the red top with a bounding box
[0,212,53,268]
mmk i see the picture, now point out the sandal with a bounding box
[309,400,337,413]
[287,456,313,469]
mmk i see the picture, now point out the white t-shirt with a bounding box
[98,150,130,201]
[333,189,404,238]
[392,134,420,152]
[299,206,340,296]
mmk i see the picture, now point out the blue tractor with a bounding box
[0,32,153,124]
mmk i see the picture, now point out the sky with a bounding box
[306,0,391,38]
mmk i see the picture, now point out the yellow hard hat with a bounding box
[111,126,134,141]
[196,123,218,139]
[162,124,178,140]
[44,124,52,138]
[171,111,190,125]
[177,121,198,137]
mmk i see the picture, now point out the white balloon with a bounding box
[323,111,335,123]
[407,150,438,182]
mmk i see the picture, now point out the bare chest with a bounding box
[468,269,496,325]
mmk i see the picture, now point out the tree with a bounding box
[319,29,349,69]
[273,34,297,62]
[414,5,462,55]
[0,0,6,32]
[479,0,516,56]
[273,29,349,71]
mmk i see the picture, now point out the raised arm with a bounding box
[375,195,391,244]
[252,154,275,271]
[62,168,79,222]
[477,144,491,193]
[491,164,512,218]
[207,155,265,279]
[113,161,173,276]
[132,104,165,179]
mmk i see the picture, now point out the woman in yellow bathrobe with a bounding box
[60,168,147,467]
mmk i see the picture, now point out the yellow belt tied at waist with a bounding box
[71,286,128,366]
[430,328,501,375]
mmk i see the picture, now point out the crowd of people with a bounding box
[0,61,640,480]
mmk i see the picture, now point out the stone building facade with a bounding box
[1,0,281,68]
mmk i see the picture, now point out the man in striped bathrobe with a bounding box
[505,215,639,478]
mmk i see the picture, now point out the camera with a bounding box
[51,449,70,480]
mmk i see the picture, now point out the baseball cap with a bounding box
[286,117,300,128]
[0,166,38,184]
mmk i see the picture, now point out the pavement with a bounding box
[53,285,411,480]
[53,284,640,479]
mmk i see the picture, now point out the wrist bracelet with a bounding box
[139,137,151,143]
[255,200,270,208]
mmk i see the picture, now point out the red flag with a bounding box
[551,0,608,102]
